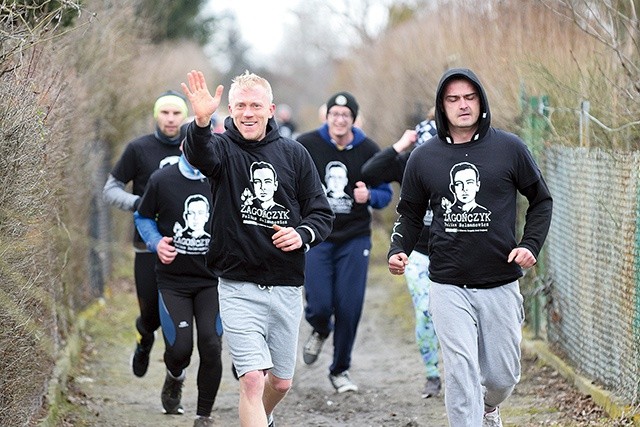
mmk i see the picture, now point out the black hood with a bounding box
[434,68,491,143]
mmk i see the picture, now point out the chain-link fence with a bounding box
[87,136,112,300]
[542,146,640,405]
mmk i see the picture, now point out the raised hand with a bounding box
[181,70,224,127]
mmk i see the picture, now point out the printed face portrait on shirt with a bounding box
[447,162,489,214]
[240,162,290,227]
[441,162,491,232]
[324,161,349,199]
[182,194,211,238]
[251,162,279,209]
[452,166,479,205]
[172,194,211,255]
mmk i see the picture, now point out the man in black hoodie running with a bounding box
[388,68,552,427]
[181,70,334,427]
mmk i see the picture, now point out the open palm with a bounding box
[181,70,224,127]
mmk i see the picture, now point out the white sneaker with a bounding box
[482,407,503,427]
[302,331,327,365]
[329,371,358,393]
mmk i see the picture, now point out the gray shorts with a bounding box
[218,278,303,380]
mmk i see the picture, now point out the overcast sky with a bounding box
[206,0,300,61]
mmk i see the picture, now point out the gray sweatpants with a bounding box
[429,281,524,427]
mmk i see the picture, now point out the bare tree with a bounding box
[0,0,87,75]
[540,0,640,96]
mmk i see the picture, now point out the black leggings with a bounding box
[159,285,223,417]
[134,252,161,338]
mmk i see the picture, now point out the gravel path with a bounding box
[60,268,625,426]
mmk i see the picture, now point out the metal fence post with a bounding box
[580,100,590,147]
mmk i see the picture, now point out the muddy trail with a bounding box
[59,265,624,427]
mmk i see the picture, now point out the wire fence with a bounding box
[87,136,112,299]
[541,146,640,405]
[520,95,640,408]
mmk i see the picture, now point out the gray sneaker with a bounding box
[329,371,358,393]
[193,416,214,427]
[421,376,441,398]
[161,369,185,415]
[482,407,503,427]
[302,331,327,365]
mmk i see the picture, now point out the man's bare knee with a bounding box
[267,374,292,395]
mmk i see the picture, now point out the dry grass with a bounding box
[333,0,640,151]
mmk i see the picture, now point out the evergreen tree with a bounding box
[137,0,216,45]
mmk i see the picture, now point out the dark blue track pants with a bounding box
[304,235,371,375]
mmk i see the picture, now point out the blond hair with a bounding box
[228,70,273,104]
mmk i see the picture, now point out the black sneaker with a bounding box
[161,369,185,415]
[131,333,154,377]
[193,415,214,427]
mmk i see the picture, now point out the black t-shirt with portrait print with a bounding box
[110,133,182,246]
[296,126,381,243]
[136,163,217,289]
[395,129,543,286]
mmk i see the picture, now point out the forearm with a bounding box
[519,178,553,257]
[361,147,406,186]
[183,121,216,175]
[368,182,393,209]
[103,174,139,211]
[133,211,162,252]
[388,198,426,259]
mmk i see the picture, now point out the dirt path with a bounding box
[61,267,621,426]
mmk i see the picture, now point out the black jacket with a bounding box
[184,117,334,286]
[389,68,553,287]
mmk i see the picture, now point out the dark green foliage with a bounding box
[136,0,216,45]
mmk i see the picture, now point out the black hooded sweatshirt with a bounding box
[388,68,553,288]
[184,116,334,286]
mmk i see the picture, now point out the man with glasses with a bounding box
[296,92,393,393]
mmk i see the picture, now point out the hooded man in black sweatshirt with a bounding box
[388,68,553,427]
